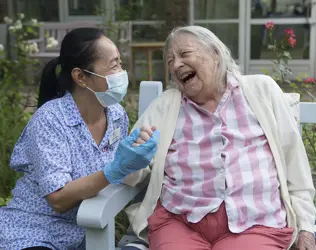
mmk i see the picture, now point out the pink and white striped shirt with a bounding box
[160,76,287,233]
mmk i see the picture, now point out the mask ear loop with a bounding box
[85,86,96,94]
[82,69,110,92]
[82,69,106,79]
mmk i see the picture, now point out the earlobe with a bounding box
[80,81,87,88]
[71,68,86,88]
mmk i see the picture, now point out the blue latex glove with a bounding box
[103,128,160,184]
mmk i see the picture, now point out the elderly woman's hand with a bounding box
[132,126,157,147]
[296,231,316,250]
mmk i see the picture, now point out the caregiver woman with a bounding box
[0,28,159,250]
[123,26,316,250]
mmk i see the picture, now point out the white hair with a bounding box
[164,26,242,90]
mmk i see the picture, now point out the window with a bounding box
[115,0,166,21]
[14,0,59,21]
[251,24,310,59]
[199,23,239,59]
[0,0,8,23]
[195,0,239,19]
[68,0,102,16]
[114,0,168,44]
[251,0,311,18]
[132,24,165,42]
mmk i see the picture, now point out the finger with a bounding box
[125,128,140,144]
[136,138,146,145]
[132,143,140,147]
[141,130,160,149]
[140,131,151,142]
[297,241,305,250]
[141,126,154,137]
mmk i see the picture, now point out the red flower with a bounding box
[303,77,316,84]
[265,22,275,30]
[287,36,296,48]
[284,28,295,37]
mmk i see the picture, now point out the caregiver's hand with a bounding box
[103,127,160,184]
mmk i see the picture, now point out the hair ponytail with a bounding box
[37,57,60,108]
[37,27,104,108]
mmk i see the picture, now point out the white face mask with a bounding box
[83,70,129,107]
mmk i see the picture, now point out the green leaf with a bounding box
[282,51,292,59]
[267,44,276,50]
[26,26,33,33]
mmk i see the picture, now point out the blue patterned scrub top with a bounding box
[0,92,129,250]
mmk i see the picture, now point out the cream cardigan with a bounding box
[124,74,315,248]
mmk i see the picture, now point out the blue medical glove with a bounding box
[103,128,160,184]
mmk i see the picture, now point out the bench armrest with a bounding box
[77,176,149,229]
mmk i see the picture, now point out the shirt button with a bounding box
[220,168,225,173]
[102,147,106,152]
[221,194,225,200]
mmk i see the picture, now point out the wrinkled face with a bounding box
[86,36,123,92]
[167,33,218,99]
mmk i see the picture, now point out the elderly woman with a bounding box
[123,26,316,250]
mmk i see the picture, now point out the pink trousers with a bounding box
[148,202,294,250]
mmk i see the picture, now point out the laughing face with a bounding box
[167,32,219,101]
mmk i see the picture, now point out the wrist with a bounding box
[103,161,125,184]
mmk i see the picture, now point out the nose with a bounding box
[172,56,184,72]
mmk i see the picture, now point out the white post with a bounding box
[58,0,68,22]
[244,0,252,75]
[239,0,247,74]
[188,0,194,25]
[85,219,116,250]
[310,0,316,78]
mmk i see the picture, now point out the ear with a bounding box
[213,52,220,65]
[71,68,87,88]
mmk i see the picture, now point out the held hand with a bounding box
[103,127,160,184]
[132,126,157,147]
[296,231,316,250]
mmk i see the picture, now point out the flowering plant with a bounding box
[264,22,315,88]
[265,22,316,191]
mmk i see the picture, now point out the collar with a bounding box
[60,92,83,126]
[227,73,240,90]
[106,103,125,121]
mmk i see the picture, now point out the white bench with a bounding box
[27,22,99,59]
[77,81,316,250]
[27,21,132,60]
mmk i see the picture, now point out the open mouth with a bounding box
[180,71,196,85]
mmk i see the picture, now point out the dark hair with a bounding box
[37,27,105,108]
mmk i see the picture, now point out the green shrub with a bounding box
[0,14,40,204]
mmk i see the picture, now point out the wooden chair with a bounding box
[76,82,316,249]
